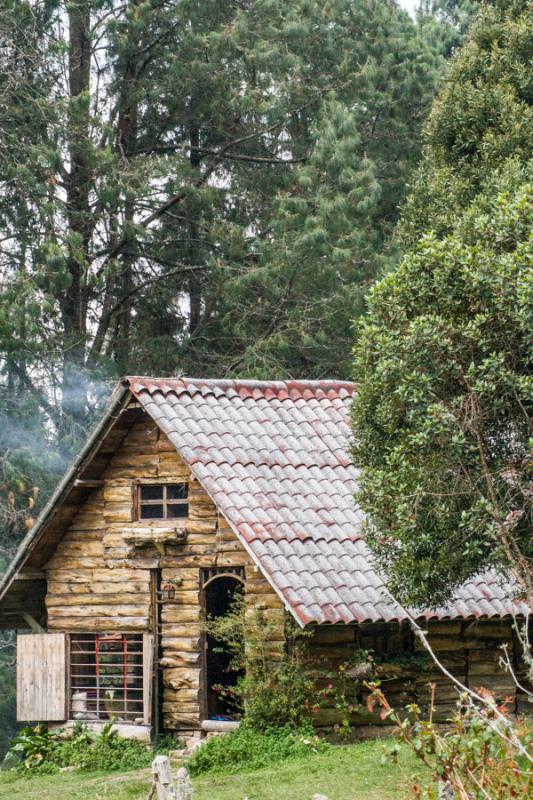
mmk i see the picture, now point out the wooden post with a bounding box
[437,781,454,799]
[150,757,192,800]
[176,767,193,800]
[152,755,177,800]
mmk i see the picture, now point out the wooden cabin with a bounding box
[0,378,529,741]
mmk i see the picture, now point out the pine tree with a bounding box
[191,1,442,377]
[0,0,467,552]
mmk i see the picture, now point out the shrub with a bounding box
[204,595,318,730]
[186,722,329,776]
[205,594,375,735]
[368,683,533,799]
[10,722,153,775]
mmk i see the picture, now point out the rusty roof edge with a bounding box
[0,382,132,607]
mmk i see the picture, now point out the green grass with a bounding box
[0,740,427,800]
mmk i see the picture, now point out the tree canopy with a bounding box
[0,0,455,555]
[352,0,533,610]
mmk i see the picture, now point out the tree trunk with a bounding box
[61,1,91,432]
[113,0,140,373]
[188,123,201,336]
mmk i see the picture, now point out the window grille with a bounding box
[70,633,144,723]
[138,483,188,520]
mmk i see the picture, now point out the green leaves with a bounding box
[352,176,533,608]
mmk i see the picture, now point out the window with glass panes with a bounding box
[137,483,188,520]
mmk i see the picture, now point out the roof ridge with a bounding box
[124,376,355,397]
[124,376,355,386]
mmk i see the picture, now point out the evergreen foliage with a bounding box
[0,0,458,555]
[400,0,533,244]
[352,0,533,609]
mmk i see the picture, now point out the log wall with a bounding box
[306,618,523,732]
[44,413,285,731]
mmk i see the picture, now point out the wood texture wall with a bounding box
[44,413,284,731]
[306,618,525,731]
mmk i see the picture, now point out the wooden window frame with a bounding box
[136,482,188,521]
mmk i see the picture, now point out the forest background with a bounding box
[0,0,480,753]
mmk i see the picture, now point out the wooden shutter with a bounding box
[17,633,67,721]
[143,632,154,725]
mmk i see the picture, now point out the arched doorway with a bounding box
[203,574,244,719]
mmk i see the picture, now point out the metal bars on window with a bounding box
[70,633,144,723]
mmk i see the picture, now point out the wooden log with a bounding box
[311,626,356,644]
[161,568,200,582]
[46,556,104,569]
[162,669,200,690]
[176,767,192,800]
[159,653,201,668]
[464,621,513,639]
[104,485,135,503]
[103,503,134,523]
[161,607,200,625]
[424,621,463,636]
[186,519,218,534]
[163,688,200,704]
[161,637,201,652]
[160,626,201,639]
[106,465,158,479]
[47,603,148,618]
[415,636,466,653]
[186,533,217,545]
[125,422,159,443]
[163,711,200,728]
[48,616,148,631]
[45,592,151,607]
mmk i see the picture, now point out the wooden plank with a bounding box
[143,632,154,725]
[17,633,67,721]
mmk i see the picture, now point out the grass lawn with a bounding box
[0,740,427,800]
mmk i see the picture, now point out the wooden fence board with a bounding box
[17,633,67,721]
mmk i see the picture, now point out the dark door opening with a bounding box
[204,575,244,720]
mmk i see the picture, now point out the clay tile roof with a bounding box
[126,377,528,626]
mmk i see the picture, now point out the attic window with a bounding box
[138,483,188,520]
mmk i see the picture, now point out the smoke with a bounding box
[0,365,115,557]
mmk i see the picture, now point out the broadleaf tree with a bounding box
[351,0,533,610]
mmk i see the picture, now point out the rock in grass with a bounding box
[0,751,20,771]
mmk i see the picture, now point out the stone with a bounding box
[437,781,454,799]
[0,751,20,771]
